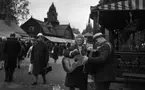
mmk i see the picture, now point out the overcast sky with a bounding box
[27,0,99,32]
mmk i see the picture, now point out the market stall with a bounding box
[90,0,145,84]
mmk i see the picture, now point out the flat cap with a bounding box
[93,32,103,39]
[37,33,43,37]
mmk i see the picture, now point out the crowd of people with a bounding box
[0,33,71,85]
[0,32,115,90]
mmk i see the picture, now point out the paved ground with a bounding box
[0,56,145,90]
[0,57,95,90]
[0,57,67,90]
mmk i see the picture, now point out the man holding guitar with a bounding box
[62,34,88,90]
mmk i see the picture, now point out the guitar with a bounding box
[62,54,85,73]
[83,42,112,75]
[83,49,100,75]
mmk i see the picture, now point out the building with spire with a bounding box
[21,3,74,39]
[82,18,93,44]
[82,18,93,36]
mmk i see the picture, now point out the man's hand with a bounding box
[87,46,93,51]
[72,49,78,53]
[82,56,88,65]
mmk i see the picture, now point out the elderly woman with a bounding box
[63,34,88,90]
[31,33,49,85]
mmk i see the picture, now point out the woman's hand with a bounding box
[69,49,79,57]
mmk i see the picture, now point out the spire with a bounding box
[31,15,33,18]
[88,17,90,24]
[47,2,59,26]
[48,2,56,14]
[86,17,93,33]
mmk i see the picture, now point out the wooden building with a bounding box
[90,0,145,89]
[21,3,74,40]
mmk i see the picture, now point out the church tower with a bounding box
[86,18,93,33]
[46,3,59,26]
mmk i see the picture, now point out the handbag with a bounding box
[53,85,61,90]
[44,65,52,75]
[28,63,33,73]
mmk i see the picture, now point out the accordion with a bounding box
[84,50,100,75]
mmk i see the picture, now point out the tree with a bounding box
[72,28,80,34]
[0,0,30,24]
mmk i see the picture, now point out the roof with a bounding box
[54,24,69,36]
[0,20,28,37]
[32,18,57,35]
[55,25,68,30]
[26,17,73,38]
[91,0,145,11]
[10,21,28,36]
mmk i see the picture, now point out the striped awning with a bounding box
[91,0,145,11]
[45,36,74,43]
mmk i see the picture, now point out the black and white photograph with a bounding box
[0,0,145,90]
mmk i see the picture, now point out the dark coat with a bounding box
[31,41,49,75]
[0,41,5,61]
[63,44,88,88]
[87,41,115,82]
[53,45,59,60]
[3,38,21,68]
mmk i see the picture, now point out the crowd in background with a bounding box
[0,33,71,70]
[0,32,73,85]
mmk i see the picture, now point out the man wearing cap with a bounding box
[31,33,49,85]
[83,32,115,90]
[3,33,21,82]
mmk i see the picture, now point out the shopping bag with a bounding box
[53,85,61,90]
[44,66,52,75]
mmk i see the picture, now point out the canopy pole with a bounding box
[97,10,100,26]
[96,10,100,33]
[93,10,100,34]
[129,12,133,23]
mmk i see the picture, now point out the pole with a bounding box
[93,10,100,35]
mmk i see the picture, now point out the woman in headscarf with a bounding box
[63,34,88,90]
[31,33,49,85]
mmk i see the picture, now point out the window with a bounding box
[28,26,35,32]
